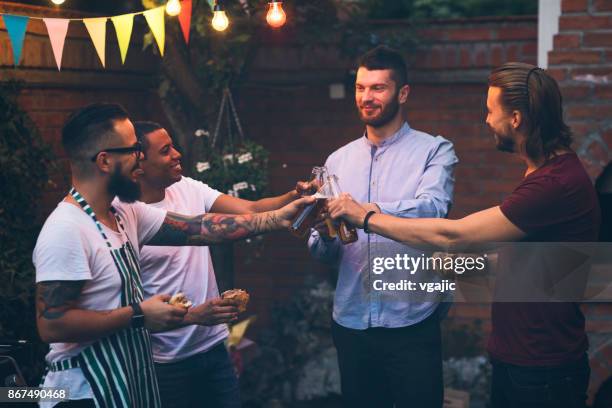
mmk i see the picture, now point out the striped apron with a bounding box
[47,188,161,408]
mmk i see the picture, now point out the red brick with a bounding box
[474,44,489,67]
[584,32,612,47]
[459,46,472,68]
[506,43,520,62]
[491,44,504,66]
[559,15,612,30]
[587,140,610,164]
[547,67,568,82]
[561,84,592,99]
[447,27,494,42]
[548,50,602,64]
[603,128,612,149]
[496,26,537,41]
[428,47,444,69]
[562,0,589,12]
[567,104,612,120]
[594,0,612,11]
[554,33,582,49]
[521,42,538,58]
[586,319,612,332]
[570,67,612,77]
[595,85,612,99]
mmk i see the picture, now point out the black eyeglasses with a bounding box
[90,142,143,162]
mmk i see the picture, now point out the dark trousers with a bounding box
[331,313,443,408]
[155,342,240,408]
[491,354,590,408]
[55,400,95,408]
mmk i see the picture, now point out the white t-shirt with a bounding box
[139,176,228,363]
[33,199,166,407]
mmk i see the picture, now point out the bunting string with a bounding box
[0,1,192,69]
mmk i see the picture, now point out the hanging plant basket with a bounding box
[190,88,269,200]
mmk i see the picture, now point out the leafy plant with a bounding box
[0,81,54,383]
[191,136,270,200]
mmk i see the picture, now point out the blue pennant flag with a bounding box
[2,15,29,65]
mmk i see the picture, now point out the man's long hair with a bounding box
[488,62,572,162]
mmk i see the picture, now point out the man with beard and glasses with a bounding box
[328,62,601,408]
[33,103,308,408]
[132,121,312,408]
[306,46,458,408]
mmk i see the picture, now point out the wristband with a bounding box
[363,211,377,233]
[130,303,145,329]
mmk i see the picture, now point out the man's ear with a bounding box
[511,110,523,130]
[94,152,113,174]
[398,84,410,104]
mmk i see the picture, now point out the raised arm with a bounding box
[328,194,525,251]
[36,280,187,343]
[146,196,312,246]
[209,181,312,214]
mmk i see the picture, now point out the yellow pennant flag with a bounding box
[111,13,134,64]
[83,18,107,68]
[143,6,165,57]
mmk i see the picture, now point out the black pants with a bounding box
[154,342,240,408]
[490,354,590,408]
[55,400,95,408]
[331,313,443,408]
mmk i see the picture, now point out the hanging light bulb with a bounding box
[166,0,182,16]
[266,1,286,29]
[212,2,230,32]
[51,0,65,5]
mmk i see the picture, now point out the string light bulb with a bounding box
[212,3,230,32]
[166,0,182,16]
[51,0,66,5]
[266,1,286,29]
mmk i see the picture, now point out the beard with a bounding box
[493,125,517,153]
[108,163,141,203]
[358,93,401,128]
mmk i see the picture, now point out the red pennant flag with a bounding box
[178,0,192,44]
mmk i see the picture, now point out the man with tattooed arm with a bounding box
[133,121,312,408]
[33,104,306,408]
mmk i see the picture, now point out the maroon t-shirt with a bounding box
[488,152,601,366]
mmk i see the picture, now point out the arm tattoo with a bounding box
[147,211,281,246]
[36,281,85,320]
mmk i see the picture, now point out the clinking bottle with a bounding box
[324,175,358,245]
[290,167,327,238]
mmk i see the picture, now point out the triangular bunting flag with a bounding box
[143,6,165,56]
[179,0,193,44]
[83,18,107,68]
[2,15,29,65]
[43,18,70,71]
[111,13,134,65]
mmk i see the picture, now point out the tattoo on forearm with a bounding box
[36,281,85,320]
[147,211,280,246]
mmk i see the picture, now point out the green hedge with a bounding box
[0,82,54,383]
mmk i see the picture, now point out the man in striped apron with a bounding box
[33,103,307,408]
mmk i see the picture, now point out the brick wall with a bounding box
[549,0,612,398]
[0,2,168,213]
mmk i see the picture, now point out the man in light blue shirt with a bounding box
[308,46,458,407]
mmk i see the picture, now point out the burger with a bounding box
[221,289,250,313]
[168,292,193,308]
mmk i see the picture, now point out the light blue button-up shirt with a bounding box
[308,122,458,330]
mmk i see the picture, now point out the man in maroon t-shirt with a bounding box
[327,62,600,408]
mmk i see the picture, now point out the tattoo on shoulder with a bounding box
[146,211,278,246]
[36,281,85,320]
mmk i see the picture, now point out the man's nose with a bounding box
[361,89,373,101]
[172,148,182,160]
